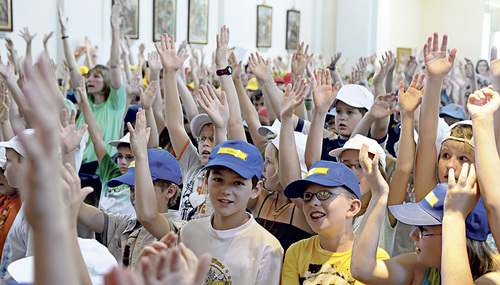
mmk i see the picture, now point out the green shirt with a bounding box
[77,82,126,163]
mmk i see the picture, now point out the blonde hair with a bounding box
[466,238,500,279]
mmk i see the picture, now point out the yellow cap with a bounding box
[187,82,195,89]
[246,78,259,90]
[143,77,148,87]
[78,66,89,75]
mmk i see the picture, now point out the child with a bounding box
[0,149,20,261]
[179,140,283,284]
[75,145,184,267]
[282,160,389,284]
[351,144,500,284]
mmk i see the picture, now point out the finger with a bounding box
[195,253,212,285]
[448,48,457,64]
[458,162,469,187]
[491,46,498,61]
[448,168,456,188]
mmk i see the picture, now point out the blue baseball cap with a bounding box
[439,103,466,120]
[389,183,490,241]
[203,140,263,179]
[107,149,181,187]
[284,161,361,200]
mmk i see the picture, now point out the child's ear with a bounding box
[346,199,361,219]
[250,180,263,199]
[164,184,177,200]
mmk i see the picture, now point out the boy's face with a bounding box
[3,149,22,188]
[302,184,359,236]
[438,140,474,184]
[207,167,260,223]
[409,225,443,268]
[117,145,134,175]
[128,185,172,213]
[197,124,215,166]
[335,101,363,139]
[0,169,16,196]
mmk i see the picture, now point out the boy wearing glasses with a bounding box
[282,160,389,284]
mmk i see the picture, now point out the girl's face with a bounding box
[263,144,280,191]
[86,70,105,94]
[438,140,474,184]
[340,149,373,212]
[117,145,134,175]
[477,61,488,75]
[410,225,443,268]
[335,101,363,140]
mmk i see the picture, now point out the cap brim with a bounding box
[107,172,135,187]
[284,177,347,199]
[388,203,441,226]
[203,160,255,179]
[257,126,279,137]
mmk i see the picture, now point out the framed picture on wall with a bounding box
[0,0,12,32]
[188,0,209,44]
[112,0,139,39]
[153,0,176,41]
[256,5,272,48]
[286,10,300,50]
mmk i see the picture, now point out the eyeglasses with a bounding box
[197,136,214,144]
[417,226,442,238]
[301,190,344,202]
[341,162,362,171]
[117,155,134,161]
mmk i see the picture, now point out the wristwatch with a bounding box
[216,66,233,76]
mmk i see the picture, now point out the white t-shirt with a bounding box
[180,213,283,285]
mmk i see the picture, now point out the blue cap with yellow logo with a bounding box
[284,161,361,199]
[389,183,490,241]
[203,140,263,180]
[107,149,181,187]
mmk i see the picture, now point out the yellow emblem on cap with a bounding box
[128,161,135,168]
[304,167,329,178]
[218,147,247,160]
[425,192,439,207]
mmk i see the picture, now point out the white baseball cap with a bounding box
[329,134,386,169]
[335,84,374,110]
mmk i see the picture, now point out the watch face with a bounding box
[227,66,232,73]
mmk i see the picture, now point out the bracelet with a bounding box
[61,36,69,39]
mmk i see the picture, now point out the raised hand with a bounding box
[464,58,476,79]
[398,73,425,117]
[58,6,69,34]
[228,51,243,79]
[423,33,457,80]
[328,52,342,70]
[155,34,189,73]
[367,93,397,119]
[291,42,314,76]
[490,46,500,83]
[215,25,230,69]
[75,76,90,106]
[359,143,388,197]
[60,108,88,154]
[140,81,158,110]
[467,85,500,118]
[281,76,306,120]
[197,84,229,130]
[19,27,36,43]
[43,31,54,46]
[111,1,123,31]
[0,83,9,123]
[311,68,339,113]
[373,53,392,84]
[148,51,162,75]
[247,52,272,80]
[404,55,418,80]
[128,108,150,157]
[356,57,368,81]
[444,163,478,220]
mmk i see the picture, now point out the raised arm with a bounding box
[304,69,339,169]
[468,86,500,243]
[385,51,397,93]
[43,31,53,58]
[58,6,82,89]
[215,26,245,141]
[0,84,14,140]
[414,33,456,201]
[328,52,344,88]
[139,81,160,149]
[488,47,500,153]
[290,42,314,79]
[109,2,124,90]
[279,77,305,188]
[351,92,396,140]
[197,84,229,146]
[229,52,267,153]
[176,71,199,123]
[130,109,173,240]
[155,33,190,156]
[76,77,108,164]
[387,74,424,226]
[18,27,36,60]
[351,145,415,285]
[442,164,479,285]
[147,51,166,132]
[370,54,396,140]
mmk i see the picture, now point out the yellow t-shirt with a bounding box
[282,235,390,285]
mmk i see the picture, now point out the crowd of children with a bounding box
[0,2,499,285]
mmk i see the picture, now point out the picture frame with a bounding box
[187,0,209,44]
[153,0,176,41]
[112,0,139,39]
[286,10,300,50]
[0,0,13,32]
[256,5,272,48]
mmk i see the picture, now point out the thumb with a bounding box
[81,186,94,199]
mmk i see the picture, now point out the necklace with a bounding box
[263,193,293,231]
